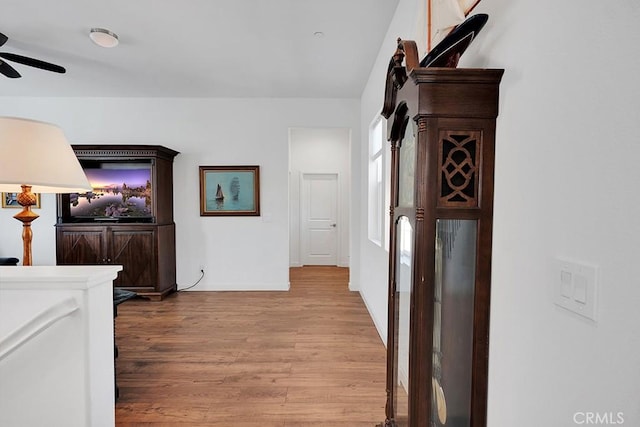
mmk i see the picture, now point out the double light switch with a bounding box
[553,258,598,321]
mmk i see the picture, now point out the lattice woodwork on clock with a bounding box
[437,130,481,208]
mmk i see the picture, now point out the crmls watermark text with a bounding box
[573,412,625,425]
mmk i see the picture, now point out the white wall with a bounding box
[0,193,58,264]
[358,0,640,426]
[289,127,351,269]
[0,265,120,427]
[358,0,423,342]
[0,97,360,291]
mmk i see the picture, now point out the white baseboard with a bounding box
[359,291,387,346]
[181,282,290,291]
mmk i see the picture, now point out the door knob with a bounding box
[330,223,337,228]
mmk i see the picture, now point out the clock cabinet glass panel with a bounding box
[431,219,478,427]
[398,121,416,208]
[393,216,413,426]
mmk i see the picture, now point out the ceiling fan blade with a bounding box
[0,52,65,74]
[0,59,21,78]
[0,32,7,47]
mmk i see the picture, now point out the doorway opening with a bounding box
[288,128,351,283]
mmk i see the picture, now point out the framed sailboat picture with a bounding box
[199,165,260,216]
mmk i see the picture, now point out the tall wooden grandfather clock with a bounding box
[379,39,503,427]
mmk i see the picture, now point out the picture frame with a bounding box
[2,192,41,209]
[199,166,260,216]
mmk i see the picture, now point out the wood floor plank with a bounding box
[115,266,386,426]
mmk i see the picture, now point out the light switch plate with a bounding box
[553,258,598,321]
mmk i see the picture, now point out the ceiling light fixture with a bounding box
[89,28,119,48]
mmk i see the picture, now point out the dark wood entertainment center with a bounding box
[55,145,179,300]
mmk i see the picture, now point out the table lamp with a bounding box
[0,117,92,266]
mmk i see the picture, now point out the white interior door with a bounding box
[301,173,338,265]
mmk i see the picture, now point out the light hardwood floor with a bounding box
[114,266,387,426]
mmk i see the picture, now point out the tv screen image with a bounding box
[70,168,152,219]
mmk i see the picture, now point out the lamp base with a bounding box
[13,184,39,266]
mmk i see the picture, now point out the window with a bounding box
[368,115,391,249]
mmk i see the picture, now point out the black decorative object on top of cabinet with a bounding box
[56,145,179,300]
[379,39,503,427]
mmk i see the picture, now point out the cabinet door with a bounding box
[57,228,106,265]
[109,228,156,288]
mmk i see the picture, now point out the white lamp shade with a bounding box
[0,117,92,193]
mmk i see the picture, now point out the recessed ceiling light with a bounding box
[89,28,119,48]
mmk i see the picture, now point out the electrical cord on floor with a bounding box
[177,269,205,292]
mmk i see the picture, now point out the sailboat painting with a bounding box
[199,165,261,216]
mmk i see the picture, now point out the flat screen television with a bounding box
[58,161,154,223]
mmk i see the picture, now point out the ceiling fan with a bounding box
[0,31,66,78]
